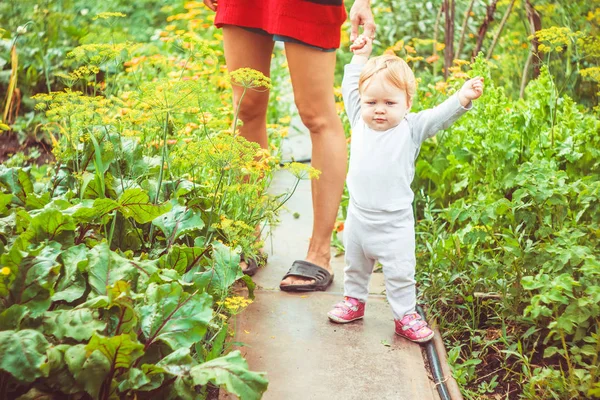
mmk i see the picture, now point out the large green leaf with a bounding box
[157,245,205,275]
[53,244,88,302]
[65,344,110,399]
[10,241,62,316]
[194,242,243,298]
[45,344,81,395]
[106,281,139,335]
[0,166,33,205]
[87,333,145,371]
[119,188,171,224]
[25,192,51,210]
[189,350,268,400]
[156,347,196,376]
[87,243,138,295]
[0,330,50,382]
[0,192,12,214]
[72,198,119,223]
[23,208,76,243]
[0,304,29,330]
[152,201,204,242]
[43,309,106,341]
[0,235,27,296]
[139,282,213,350]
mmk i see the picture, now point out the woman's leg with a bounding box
[222,26,274,271]
[222,25,275,148]
[280,43,347,287]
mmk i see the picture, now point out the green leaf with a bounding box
[117,367,152,392]
[45,344,81,395]
[72,197,119,223]
[24,208,76,243]
[10,241,62,316]
[87,243,138,295]
[156,348,196,376]
[0,192,12,214]
[0,235,27,296]
[106,281,139,335]
[194,242,242,298]
[140,282,213,349]
[0,304,29,330]
[119,188,171,224]
[189,350,268,400]
[157,245,205,275]
[43,309,107,341]
[53,244,88,302]
[0,167,33,205]
[0,330,50,382]
[87,333,144,371]
[25,192,51,210]
[152,201,204,241]
[65,344,110,399]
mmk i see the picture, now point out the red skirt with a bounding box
[215,0,347,50]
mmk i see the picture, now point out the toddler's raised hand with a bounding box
[350,34,372,58]
[458,76,484,106]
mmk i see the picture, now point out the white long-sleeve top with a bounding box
[342,63,472,211]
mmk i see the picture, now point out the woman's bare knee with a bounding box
[296,104,337,134]
[234,90,270,125]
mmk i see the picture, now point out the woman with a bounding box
[203,0,375,291]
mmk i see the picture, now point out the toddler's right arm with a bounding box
[342,36,372,127]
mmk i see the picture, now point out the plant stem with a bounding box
[558,326,577,396]
[486,0,516,60]
[455,0,475,60]
[149,112,170,244]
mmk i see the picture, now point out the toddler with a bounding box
[327,35,484,342]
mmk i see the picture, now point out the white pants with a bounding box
[343,202,416,320]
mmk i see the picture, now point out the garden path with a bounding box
[224,155,441,399]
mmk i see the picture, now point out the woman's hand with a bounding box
[349,0,376,43]
[350,34,372,58]
[203,0,217,11]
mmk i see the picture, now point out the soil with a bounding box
[0,132,54,165]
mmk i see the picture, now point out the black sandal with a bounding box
[279,260,334,292]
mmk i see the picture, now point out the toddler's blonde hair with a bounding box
[358,55,417,102]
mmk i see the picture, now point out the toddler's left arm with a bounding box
[458,77,484,107]
[407,76,484,144]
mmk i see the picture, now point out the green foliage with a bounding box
[0,3,312,399]
[409,56,600,398]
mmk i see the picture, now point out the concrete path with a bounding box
[224,166,441,400]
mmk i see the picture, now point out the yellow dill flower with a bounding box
[230,68,272,91]
[580,67,600,82]
[93,12,127,20]
[404,45,416,54]
[406,56,424,63]
[1,267,10,276]
[284,162,321,180]
[435,80,448,94]
[453,59,470,66]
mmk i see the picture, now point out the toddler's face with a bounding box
[360,75,411,131]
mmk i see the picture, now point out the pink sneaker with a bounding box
[327,297,365,323]
[395,312,434,343]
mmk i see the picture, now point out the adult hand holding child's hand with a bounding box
[458,76,484,107]
[350,35,372,60]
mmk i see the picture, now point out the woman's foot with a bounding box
[394,312,434,343]
[279,254,332,287]
[327,297,365,323]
